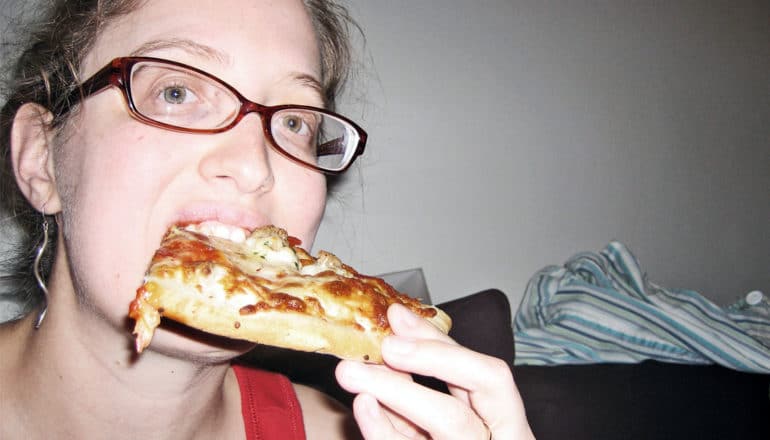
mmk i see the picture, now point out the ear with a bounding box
[10,103,62,214]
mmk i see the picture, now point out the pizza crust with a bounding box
[133,279,385,362]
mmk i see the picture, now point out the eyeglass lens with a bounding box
[127,60,358,172]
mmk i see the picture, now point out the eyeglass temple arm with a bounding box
[317,136,367,158]
[317,137,347,157]
[64,63,118,110]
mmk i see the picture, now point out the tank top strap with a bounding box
[232,364,306,440]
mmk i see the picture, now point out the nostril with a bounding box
[257,174,275,193]
[198,124,276,194]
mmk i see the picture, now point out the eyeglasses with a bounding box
[67,57,367,174]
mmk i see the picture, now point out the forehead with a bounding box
[83,0,321,94]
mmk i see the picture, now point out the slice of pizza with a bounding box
[128,224,451,363]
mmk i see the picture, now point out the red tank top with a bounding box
[232,364,306,440]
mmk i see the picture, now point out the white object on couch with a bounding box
[378,268,432,304]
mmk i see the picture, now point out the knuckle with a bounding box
[434,404,478,437]
[484,356,513,379]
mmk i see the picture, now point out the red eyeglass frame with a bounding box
[67,56,367,174]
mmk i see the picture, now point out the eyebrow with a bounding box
[129,38,231,65]
[129,38,325,104]
[291,73,324,97]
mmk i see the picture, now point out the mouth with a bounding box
[182,221,251,243]
[169,204,268,244]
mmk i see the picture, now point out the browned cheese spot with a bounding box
[269,292,307,312]
[239,304,258,315]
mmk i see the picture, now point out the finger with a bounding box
[351,393,397,440]
[352,393,426,440]
[337,361,424,436]
[386,304,473,406]
[388,303,456,343]
[381,335,531,439]
[381,335,511,396]
[337,360,486,439]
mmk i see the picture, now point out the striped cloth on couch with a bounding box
[513,241,770,373]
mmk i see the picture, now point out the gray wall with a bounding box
[317,0,770,312]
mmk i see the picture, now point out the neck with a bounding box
[0,269,245,439]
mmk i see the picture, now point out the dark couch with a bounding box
[241,289,770,439]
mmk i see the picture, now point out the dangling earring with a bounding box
[33,217,50,329]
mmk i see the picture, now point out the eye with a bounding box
[163,85,189,104]
[283,115,308,134]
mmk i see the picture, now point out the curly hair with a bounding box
[0,0,358,322]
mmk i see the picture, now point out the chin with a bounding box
[142,321,257,363]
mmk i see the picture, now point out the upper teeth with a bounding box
[185,221,248,243]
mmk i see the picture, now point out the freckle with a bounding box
[234,321,241,329]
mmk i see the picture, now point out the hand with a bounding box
[336,303,535,439]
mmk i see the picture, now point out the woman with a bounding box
[0,0,534,438]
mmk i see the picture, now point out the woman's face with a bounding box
[53,0,327,356]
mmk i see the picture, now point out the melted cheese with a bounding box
[133,224,448,353]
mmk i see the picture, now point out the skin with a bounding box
[0,0,535,438]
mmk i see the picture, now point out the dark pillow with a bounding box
[514,361,770,440]
[438,288,515,368]
[237,288,515,406]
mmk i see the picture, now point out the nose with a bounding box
[198,114,275,194]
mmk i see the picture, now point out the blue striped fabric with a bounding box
[513,242,770,373]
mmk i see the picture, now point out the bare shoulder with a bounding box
[294,383,362,440]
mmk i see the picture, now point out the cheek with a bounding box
[273,168,327,248]
[54,123,179,317]
[57,126,168,230]
[55,101,168,218]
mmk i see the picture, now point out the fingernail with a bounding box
[392,303,420,328]
[383,336,416,356]
[340,360,367,384]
